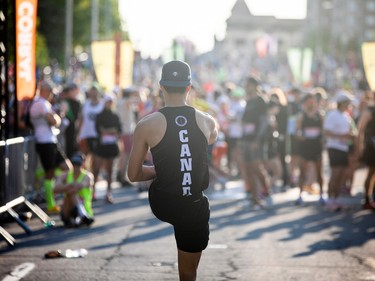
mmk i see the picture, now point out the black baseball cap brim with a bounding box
[159,80,191,87]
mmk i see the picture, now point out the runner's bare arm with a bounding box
[128,120,156,182]
[195,110,218,145]
[204,113,218,144]
[207,114,218,145]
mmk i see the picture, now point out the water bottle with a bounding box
[65,248,88,258]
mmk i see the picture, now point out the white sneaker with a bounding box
[318,196,326,206]
[251,198,266,211]
[265,195,274,207]
[325,199,340,211]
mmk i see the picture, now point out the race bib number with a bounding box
[304,127,321,138]
[101,135,117,144]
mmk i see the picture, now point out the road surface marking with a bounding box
[2,263,35,281]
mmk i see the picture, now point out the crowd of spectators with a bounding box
[7,49,375,227]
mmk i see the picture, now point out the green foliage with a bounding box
[37,0,128,65]
[36,33,49,66]
[37,0,66,64]
[4,0,15,61]
[73,0,91,46]
[97,0,127,40]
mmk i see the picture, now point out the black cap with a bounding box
[70,152,85,166]
[159,60,192,87]
[64,83,78,92]
[246,76,260,86]
[301,92,315,103]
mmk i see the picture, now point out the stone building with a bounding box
[213,0,305,62]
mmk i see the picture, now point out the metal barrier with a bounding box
[0,137,53,246]
[0,140,4,205]
[0,137,36,205]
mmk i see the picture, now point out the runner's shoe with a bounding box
[265,195,274,207]
[251,197,266,211]
[47,205,61,214]
[295,196,303,205]
[362,201,375,210]
[325,199,341,212]
[318,196,326,206]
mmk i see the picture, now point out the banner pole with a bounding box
[13,0,18,137]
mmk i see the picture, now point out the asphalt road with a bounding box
[0,168,375,281]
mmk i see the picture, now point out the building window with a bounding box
[365,30,375,40]
[348,17,356,28]
[366,16,375,26]
[367,1,375,11]
[347,1,357,11]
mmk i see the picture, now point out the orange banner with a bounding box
[16,0,38,100]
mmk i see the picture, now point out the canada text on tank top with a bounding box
[151,106,209,197]
[179,127,193,196]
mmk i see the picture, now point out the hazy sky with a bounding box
[119,0,307,58]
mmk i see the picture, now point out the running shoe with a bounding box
[106,193,115,204]
[47,205,61,214]
[303,185,320,195]
[265,195,274,207]
[318,196,326,206]
[295,196,303,205]
[251,197,266,210]
[325,199,341,212]
[362,202,375,210]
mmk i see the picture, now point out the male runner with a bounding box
[128,60,217,281]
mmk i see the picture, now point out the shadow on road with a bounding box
[1,185,374,259]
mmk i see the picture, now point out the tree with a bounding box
[37,1,66,64]
[37,0,128,65]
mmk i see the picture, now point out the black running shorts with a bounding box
[35,142,66,171]
[328,148,349,167]
[148,186,210,253]
[240,140,267,162]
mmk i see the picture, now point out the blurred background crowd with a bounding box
[2,0,375,223]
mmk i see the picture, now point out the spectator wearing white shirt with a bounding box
[116,87,141,186]
[30,81,72,213]
[77,84,104,183]
[323,91,357,211]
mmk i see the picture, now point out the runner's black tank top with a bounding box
[150,106,209,198]
[301,111,322,140]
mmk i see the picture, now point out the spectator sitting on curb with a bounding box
[54,152,95,227]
